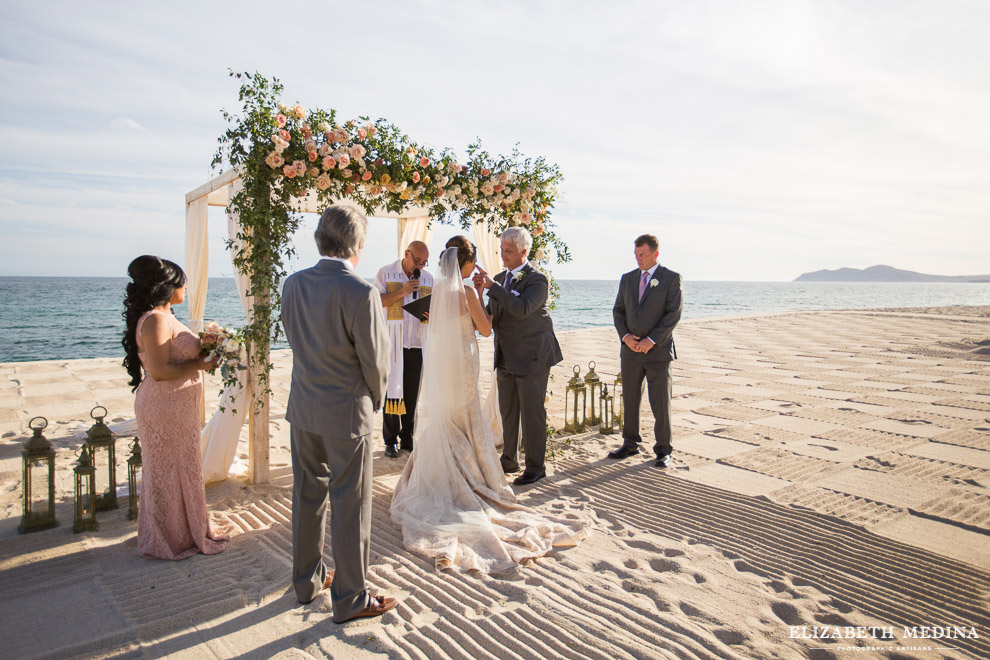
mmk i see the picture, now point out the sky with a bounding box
[1,0,988,281]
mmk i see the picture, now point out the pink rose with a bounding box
[436,187,444,197]
[494,183,504,193]
[419,156,430,168]
[276,114,287,128]
[369,126,377,136]
[337,154,350,168]
[412,172,421,183]
[497,171,509,184]
[481,168,491,177]
[315,174,331,190]
[265,152,285,169]
[361,170,372,181]
[521,211,531,222]
[201,332,218,345]
[293,160,306,175]
[341,168,353,179]
[357,128,367,139]
[283,165,296,178]
[448,162,460,173]
[322,156,337,170]
[308,152,317,162]
[318,143,331,157]
[306,167,319,178]
[349,144,366,159]
[278,129,291,142]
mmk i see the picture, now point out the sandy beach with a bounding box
[1,307,988,659]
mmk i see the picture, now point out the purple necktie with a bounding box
[638,270,650,302]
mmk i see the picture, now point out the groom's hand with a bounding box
[473,266,493,290]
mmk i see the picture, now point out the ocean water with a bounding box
[1,277,989,363]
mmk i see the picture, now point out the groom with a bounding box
[475,227,562,485]
[281,203,398,623]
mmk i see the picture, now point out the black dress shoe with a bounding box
[384,445,399,458]
[399,443,413,453]
[607,446,640,460]
[513,471,546,486]
[655,454,671,468]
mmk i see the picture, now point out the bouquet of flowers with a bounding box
[198,321,248,397]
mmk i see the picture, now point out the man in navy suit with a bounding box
[609,234,682,467]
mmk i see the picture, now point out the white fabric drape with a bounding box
[471,221,501,275]
[396,215,432,258]
[472,221,503,443]
[200,180,250,483]
[184,197,210,334]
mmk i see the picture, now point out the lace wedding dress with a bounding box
[390,248,587,573]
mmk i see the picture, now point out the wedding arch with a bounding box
[184,72,570,484]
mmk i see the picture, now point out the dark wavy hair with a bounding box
[122,255,186,391]
[444,235,477,271]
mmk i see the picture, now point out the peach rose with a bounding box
[349,144,366,159]
[481,168,491,177]
[265,152,285,169]
[276,114,287,128]
[345,184,354,195]
[357,128,367,139]
[341,168,353,179]
[497,171,509,184]
[494,183,504,193]
[278,129,291,142]
[380,173,391,185]
[436,187,445,197]
[361,170,372,181]
[337,153,350,168]
[283,165,296,178]
[412,172,421,183]
[294,161,306,175]
[533,225,544,236]
[304,139,317,153]
[293,105,306,119]
[318,143,331,157]
[322,156,337,170]
[448,161,460,173]
[419,156,430,168]
[315,174,331,190]
[307,152,317,162]
[369,126,377,136]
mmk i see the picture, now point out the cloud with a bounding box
[110,117,146,131]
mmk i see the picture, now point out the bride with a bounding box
[390,236,588,573]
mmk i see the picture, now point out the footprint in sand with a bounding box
[808,443,839,452]
[770,601,805,626]
[890,418,932,425]
[713,629,747,645]
[733,559,772,579]
[648,558,682,574]
[679,601,723,625]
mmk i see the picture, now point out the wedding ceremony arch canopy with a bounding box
[189,72,569,484]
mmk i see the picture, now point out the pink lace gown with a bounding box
[135,310,228,560]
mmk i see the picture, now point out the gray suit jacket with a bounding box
[281,259,390,438]
[613,266,682,361]
[486,263,563,375]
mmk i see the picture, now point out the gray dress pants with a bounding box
[290,427,372,622]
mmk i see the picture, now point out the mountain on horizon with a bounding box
[794,265,990,283]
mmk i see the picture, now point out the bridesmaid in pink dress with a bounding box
[122,255,228,560]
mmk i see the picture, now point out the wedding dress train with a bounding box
[390,248,587,573]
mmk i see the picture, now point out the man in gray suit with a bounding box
[474,226,563,485]
[281,203,398,623]
[610,234,682,467]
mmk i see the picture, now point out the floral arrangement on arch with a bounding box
[212,71,571,409]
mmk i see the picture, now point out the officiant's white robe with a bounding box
[373,259,432,414]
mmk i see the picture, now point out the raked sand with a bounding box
[1,307,989,659]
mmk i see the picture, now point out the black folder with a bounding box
[401,294,432,322]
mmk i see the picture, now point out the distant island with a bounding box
[794,265,990,283]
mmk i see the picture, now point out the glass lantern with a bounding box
[83,406,118,511]
[19,416,58,534]
[127,437,142,521]
[613,372,624,432]
[584,361,602,425]
[564,365,587,433]
[74,445,99,533]
[600,384,615,435]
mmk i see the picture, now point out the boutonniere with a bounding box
[648,279,658,288]
[512,270,528,283]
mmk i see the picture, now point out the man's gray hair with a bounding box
[315,202,367,258]
[500,226,532,254]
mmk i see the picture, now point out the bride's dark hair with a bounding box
[122,255,187,391]
[444,235,477,271]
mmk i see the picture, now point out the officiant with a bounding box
[374,241,433,457]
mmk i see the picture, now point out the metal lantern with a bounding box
[584,361,602,425]
[83,406,117,511]
[564,365,587,433]
[613,372,624,432]
[600,384,615,435]
[73,445,99,533]
[19,416,57,534]
[126,437,142,521]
